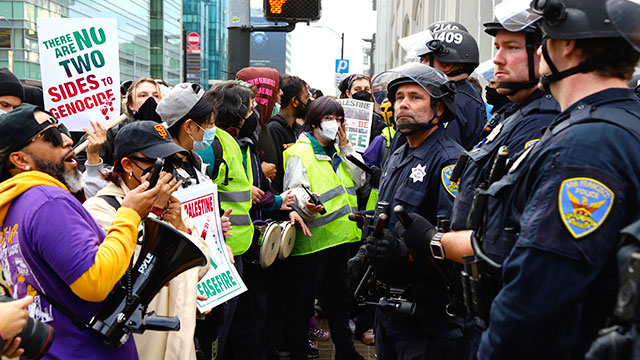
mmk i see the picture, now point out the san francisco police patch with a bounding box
[441,164,458,198]
[558,177,614,238]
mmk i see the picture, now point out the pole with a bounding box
[227,0,250,80]
[341,33,344,59]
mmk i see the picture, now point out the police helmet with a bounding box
[530,0,620,40]
[427,21,469,34]
[373,63,457,123]
[424,29,480,75]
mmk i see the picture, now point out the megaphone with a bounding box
[90,217,208,346]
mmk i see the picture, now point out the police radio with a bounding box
[302,185,326,215]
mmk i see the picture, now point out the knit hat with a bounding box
[22,85,44,107]
[0,68,24,101]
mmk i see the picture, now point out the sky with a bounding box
[250,0,378,96]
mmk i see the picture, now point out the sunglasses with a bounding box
[28,118,71,147]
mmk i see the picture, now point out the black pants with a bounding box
[284,244,357,360]
[221,257,269,359]
[266,259,291,358]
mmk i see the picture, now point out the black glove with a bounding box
[365,229,400,270]
[395,213,437,257]
[347,246,367,291]
[369,166,382,189]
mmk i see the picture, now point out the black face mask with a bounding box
[294,98,310,119]
[239,110,259,140]
[485,86,510,108]
[133,97,162,122]
[352,90,373,102]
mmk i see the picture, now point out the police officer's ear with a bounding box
[434,101,446,121]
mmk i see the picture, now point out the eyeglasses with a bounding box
[27,118,71,147]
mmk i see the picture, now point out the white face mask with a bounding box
[0,109,6,116]
[318,120,340,141]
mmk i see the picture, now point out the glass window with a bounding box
[0,3,12,17]
[13,2,24,18]
[0,29,10,48]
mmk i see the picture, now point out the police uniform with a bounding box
[476,88,640,358]
[445,79,487,151]
[451,90,559,231]
[375,126,466,359]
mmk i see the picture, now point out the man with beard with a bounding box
[267,75,310,194]
[365,63,466,359]
[0,105,167,359]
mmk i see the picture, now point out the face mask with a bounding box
[133,97,162,122]
[485,86,510,108]
[318,120,340,141]
[192,126,216,152]
[0,109,6,116]
[352,90,373,102]
[294,98,310,119]
[271,102,281,117]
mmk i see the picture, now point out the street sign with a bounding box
[335,59,349,74]
[187,32,201,46]
[187,45,201,54]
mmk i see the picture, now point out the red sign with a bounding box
[187,32,200,46]
[187,45,201,54]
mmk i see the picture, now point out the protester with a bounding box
[0,104,166,359]
[76,78,164,171]
[0,67,23,113]
[22,85,45,108]
[267,75,309,194]
[283,97,365,360]
[83,120,211,360]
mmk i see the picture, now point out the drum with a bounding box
[251,221,281,268]
[278,221,296,260]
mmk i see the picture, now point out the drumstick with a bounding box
[73,113,128,153]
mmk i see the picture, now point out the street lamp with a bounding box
[0,16,14,72]
[310,25,344,59]
[132,47,160,79]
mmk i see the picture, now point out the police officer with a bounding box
[365,63,466,359]
[419,24,487,150]
[403,0,640,357]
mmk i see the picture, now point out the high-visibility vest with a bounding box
[366,126,396,211]
[283,139,361,256]
[213,128,253,255]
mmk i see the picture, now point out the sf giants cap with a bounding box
[113,121,188,160]
[0,104,55,175]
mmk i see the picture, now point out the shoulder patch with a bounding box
[558,177,614,238]
[441,164,458,198]
[524,138,540,149]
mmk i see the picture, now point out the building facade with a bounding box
[183,0,228,86]
[0,0,183,86]
[374,0,498,75]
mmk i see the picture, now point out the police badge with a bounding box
[559,177,614,238]
[441,164,458,198]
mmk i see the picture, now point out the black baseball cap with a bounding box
[113,121,187,161]
[0,104,55,175]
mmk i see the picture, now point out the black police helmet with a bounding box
[425,29,480,75]
[530,0,620,40]
[382,63,457,122]
[484,19,542,39]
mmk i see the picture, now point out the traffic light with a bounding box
[263,0,321,23]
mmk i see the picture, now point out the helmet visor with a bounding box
[495,0,542,32]
[371,63,452,107]
[398,30,434,61]
[606,0,640,52]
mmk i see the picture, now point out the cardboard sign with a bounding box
[174,183,247,312]
[37,18,120,131]
[338,99,373,153]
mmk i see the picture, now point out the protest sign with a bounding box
[37,18,120,131]
[338,99,373,153]
[174,183,247,312]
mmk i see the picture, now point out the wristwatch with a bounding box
[429,232,445,260]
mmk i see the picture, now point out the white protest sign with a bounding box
[37,18,120,131]
[338,99,374,153]
[174,183,247,312]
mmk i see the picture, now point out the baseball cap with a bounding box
[113,121,188,160]
[155,82,204,129]
[0,104,56,174]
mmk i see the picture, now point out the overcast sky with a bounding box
[250,0,377,95]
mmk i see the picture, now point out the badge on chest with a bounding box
[410,164,427,183]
